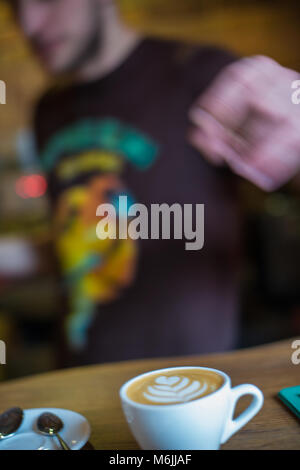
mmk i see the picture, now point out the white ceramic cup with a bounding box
[120,366,264,450]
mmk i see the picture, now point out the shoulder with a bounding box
[172,41,239,90]
[146,37,239,95]
[34,80,71,121]
[143,37,238,70]
[33,80,74,151]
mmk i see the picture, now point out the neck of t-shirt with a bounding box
[73,28,143,85]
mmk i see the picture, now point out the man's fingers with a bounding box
[224,127,300,191]
[190,55,293,134]
[191,57,267,131]
[189,55,300,190]
[191,79,250,132]
[188,126,226,166]
[188,108,232,165]
[224,156,276,191]
[246,131,300,185]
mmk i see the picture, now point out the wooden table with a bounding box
[0,339,299,450]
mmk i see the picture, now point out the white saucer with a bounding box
[0,408,91,450]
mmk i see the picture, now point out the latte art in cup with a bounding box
[121,366,264,450]
[126,369,224,405]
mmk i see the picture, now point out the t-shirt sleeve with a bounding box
[179,44,239,102]
[173,44,240,185]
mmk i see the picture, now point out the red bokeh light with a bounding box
[15,175,47,199]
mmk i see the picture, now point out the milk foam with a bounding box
[143,375,217,404]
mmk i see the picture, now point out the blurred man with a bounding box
[8,0,300,366]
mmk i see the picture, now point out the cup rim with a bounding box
[120,366,230,410]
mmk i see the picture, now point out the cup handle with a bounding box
[221,384,264,444]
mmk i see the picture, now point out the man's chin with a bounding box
[38,55,74,76]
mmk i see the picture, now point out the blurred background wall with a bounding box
[0,0,299,380]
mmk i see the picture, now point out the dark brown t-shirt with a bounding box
[34,38,241,367]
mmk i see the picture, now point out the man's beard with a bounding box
[63,26,102,75]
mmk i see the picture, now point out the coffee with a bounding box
[126,368,224,405]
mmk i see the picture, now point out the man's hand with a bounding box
[189,55,300,191]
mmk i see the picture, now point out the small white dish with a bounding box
[0,408,91,450]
